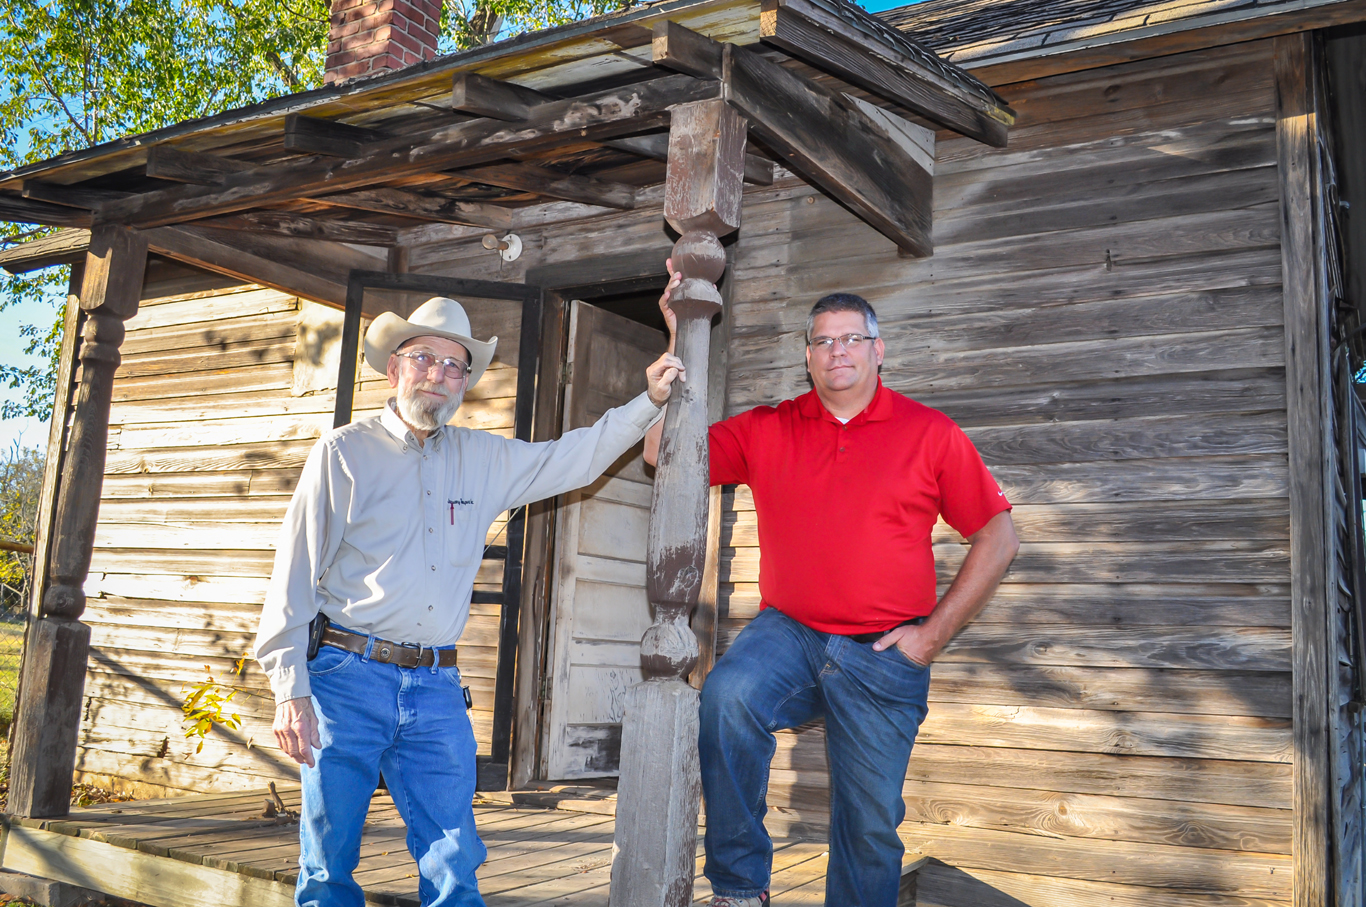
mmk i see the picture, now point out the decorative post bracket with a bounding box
[609,98,746,907]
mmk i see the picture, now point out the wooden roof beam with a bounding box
[142,225,379,308]
[287,108,635,210]
[145,146,251,184]
[311,188,513,230]
[197,210,400,246]
[0,194,91,228]
[604,134,775,186]
[451,72,550,121]
[0,228,91,274]
[22,181,129,211]
[457,163,637,209]
[284,115,387,158]
[96,74,721,228]
[759,0,1014,147]
[148,144,514,230]
[654,21,935,257]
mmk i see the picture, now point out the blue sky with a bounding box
[0,275,61,454]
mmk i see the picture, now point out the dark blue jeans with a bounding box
[699,607,931,906]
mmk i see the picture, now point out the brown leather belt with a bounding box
[320,627,458,668]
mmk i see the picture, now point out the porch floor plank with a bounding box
[0,786,852,907]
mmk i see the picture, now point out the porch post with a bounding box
[8,224,146,818]
[610,98,746,907]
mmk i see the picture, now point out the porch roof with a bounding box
[0,0,1007,253]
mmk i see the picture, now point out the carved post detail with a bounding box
[610,98,746,907]
[9,224,146,818]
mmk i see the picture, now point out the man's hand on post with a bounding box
[644,261,685,457]
[274,697,321,767]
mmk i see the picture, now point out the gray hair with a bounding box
[805,293,879,342]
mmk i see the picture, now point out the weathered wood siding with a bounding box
[713,38,1295,907]
[77,265,520,793]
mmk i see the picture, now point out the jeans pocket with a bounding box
[886,645,930,672]
[308,645,357,676]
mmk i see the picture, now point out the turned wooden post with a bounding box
[610,98,746,907]
[8,225,146,818]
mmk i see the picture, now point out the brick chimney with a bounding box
[325,0,443,85]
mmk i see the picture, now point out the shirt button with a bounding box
[426,490,431,496]
[840,447,846,452]
[428,605,434,611]
[431,565,437,571]
[428,528,433,533]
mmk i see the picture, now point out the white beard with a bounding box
[396,381,463,431]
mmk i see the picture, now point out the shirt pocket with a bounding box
[445,500,481,567]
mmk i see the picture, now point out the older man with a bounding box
[256,294,683,907]
[645,283,1019,907]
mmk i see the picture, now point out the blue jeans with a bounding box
[297,638,486,907]
[699,607,931,907]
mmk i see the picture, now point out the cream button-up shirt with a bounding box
[255,392,662,702]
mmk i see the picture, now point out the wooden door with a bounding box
[542,301,667,779]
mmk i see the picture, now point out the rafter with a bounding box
[604,134,775,186]
[145,146,252,184]
[142,225,383,308]
[758,0,1014,147]
[0,194,91,228]
[451,72,551,121]
[284,115,387,158]
[22,181,130,210]
[284,109,635,210]
[654,21,935,256]
[0,229,91,274]
[97,75,721,228]
[456,163,637,209]
[198,210,399,245]
[312,188,513,229]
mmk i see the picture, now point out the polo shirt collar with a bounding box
[796,379,894,426]
[381,398,448,449]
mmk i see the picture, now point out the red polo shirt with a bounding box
[709,381,1010,635]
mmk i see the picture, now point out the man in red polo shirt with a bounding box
[644,281,1019,907]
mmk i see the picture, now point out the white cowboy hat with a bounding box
[363,297,498,387]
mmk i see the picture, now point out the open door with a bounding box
[542,300,667,779]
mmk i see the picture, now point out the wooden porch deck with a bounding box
[0,787,858,906]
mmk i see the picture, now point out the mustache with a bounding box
[413,380,452,397]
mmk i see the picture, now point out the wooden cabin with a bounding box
[2,0,1366,904]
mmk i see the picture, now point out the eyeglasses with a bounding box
[396,350,472,381]
[808,333,876,353]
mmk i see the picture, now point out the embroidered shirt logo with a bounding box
[448,499,475,524]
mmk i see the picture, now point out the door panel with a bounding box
[542,301,666,779]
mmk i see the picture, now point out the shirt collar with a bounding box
[380,399,447,449]
[797,379,894,426]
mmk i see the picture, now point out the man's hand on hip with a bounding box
[274,697,321,767]
[872,623,939,668]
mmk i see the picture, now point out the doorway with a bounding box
[538,283,669,780]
